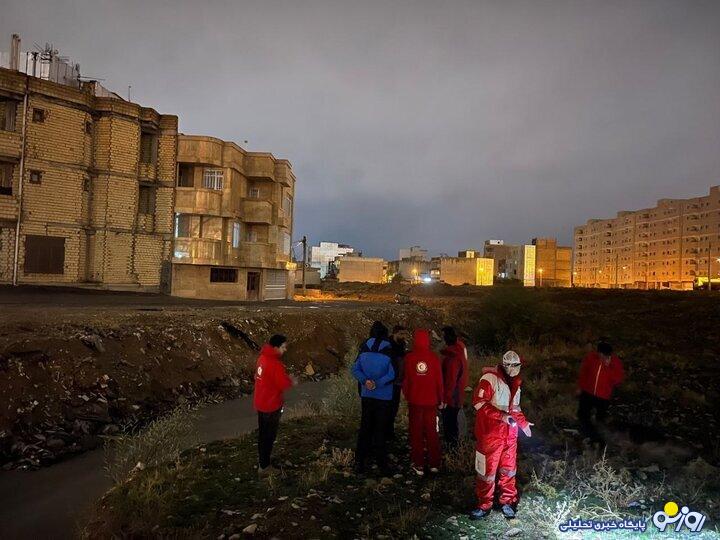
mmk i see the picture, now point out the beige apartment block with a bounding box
[533,237,572,287]
[337,257,386,283]
[0,67,177,290]
[171,135,295,301]
[574,186,720,290]
[439,256,494,286]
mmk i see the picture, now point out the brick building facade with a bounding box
[0,67,177,291]
[574,186,720,290]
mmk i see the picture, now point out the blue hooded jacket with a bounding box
[351,337,395,400]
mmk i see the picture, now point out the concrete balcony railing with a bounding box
[236,242,276,266]
[244,155,275,180]
[240,199,273,224]
[274,163,293,187]
[0,130,21,157]
[138,162,157,180]
[277,211,291,229]
[0,195,19,221]
[175,188,223,216]
[173,237,223,265]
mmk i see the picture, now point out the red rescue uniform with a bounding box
[253,344,292,413]
[403,330,443,469]
[472,365,529,510]
[577,351,624,400]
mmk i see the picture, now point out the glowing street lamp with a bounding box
[538,268,544,287]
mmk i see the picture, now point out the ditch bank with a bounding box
[0,303,439,468]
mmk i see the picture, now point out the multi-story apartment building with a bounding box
[170,135,295,301]
[574,186,720,290]
[310,241,354,278]
[533,237,572,287]
[0,64,177,290]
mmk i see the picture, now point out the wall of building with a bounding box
[439,257,494,286]
[0,67,177,291]
[338,258,385,283]
[533,238,572,287]
[574,186,720,289]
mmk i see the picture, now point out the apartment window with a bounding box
[210,267,238,283]
[175,214,192,237]
[0,99,17,131]
[178,165,194,187]
[32,108,46,123]
[29,170,42,184]
[0,162,13,196]
[140,131,158,164]
[138,185,156,215]
[248,186,260,199]
[246,228,258,243]
[232,222,241,248]
[203,169,223,190]
[85,120,92,134]
[24,235,65,274]
[83,176,91,192]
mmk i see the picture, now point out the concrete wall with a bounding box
[338,258,385,283]
[440,257,494,286]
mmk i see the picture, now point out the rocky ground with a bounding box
[0,298,439,469]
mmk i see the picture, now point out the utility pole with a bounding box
[708,240,712,291]
[301,235,307,295]
[614,253,619,288]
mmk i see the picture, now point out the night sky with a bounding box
[3,0,719,259]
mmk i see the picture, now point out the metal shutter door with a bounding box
[264,270,287,300]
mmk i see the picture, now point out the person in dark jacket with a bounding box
[351,322,395,474]
[576,341,624,445]
[386,325,409,442]
[253,334,296,476]
[440,326,468,447]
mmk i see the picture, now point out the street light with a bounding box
[538,268,544,287]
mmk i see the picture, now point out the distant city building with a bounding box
[310,242,354,277]
[439,256,494,286]
[483,240,515,278]
[388,259,432,282]
[337,257,386,283]
[398,245,428,261]
[574,186,720,290]
[533,238,572,287]
[458,250,479,258]
[506,245,536,287]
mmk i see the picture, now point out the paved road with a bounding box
[0,380,332,539]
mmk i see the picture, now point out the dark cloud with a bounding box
[3,0,719,258]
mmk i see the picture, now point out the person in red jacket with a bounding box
[440,326,468,447]
[577,341,624,445]
[402,329,444,476]
[470,351,533,520]
[253,334,296,475]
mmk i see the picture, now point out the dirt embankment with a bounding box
[0,303,438,468]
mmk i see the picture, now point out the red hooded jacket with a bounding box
[441,340,468,408]
[253,344,292,413]
[402,330,444,406]
[577,351,624,400]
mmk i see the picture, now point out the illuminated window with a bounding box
[232,222,241,248]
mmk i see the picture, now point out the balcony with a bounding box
[241,199,273,223]
[0,194,19,221]
[139,162,157,181]
[0,131,21,157]
[173,237,223,265]
[236,242,277,266]
[274,162,293,187]
[175,188,223,216]
[244,154,275,180]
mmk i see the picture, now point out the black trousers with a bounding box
[356,397,391,470]
[386,385,402,441]
[258,408,282,469]
[578,391,610,444]
[441,406,460,447]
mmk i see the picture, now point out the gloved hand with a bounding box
[503,414,517,426]
[522,422,534,438]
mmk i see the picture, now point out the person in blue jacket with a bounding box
[352,321,395,475]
